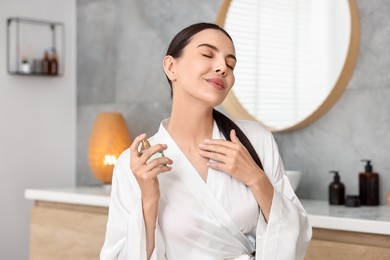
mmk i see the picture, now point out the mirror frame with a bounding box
[215,0,360,132]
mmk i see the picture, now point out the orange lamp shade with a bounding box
[88,112,131,184]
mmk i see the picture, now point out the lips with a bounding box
[206,78,225,90]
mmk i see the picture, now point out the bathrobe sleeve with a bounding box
[100,149,166,260]
[238,121,312,260]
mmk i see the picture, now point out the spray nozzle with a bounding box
[141,138,151,150]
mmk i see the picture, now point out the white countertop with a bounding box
[301,199,390,235]
[25,186,111,207]
[24,187,390,235]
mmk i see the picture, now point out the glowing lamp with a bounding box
[88,112,131,184]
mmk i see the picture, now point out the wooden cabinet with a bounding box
[26,194,390,259]
[305,228,390,260]
[29,201,108,260]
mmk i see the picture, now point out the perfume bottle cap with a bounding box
[141,138,151,150]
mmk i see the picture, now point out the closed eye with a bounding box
[201,50,235,70]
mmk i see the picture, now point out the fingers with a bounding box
[148,164,172,178]
[140,144,168,161]
[130,133,173,178]
[230,129,241,144]
[199,139,239,157]
[207,161,231,173]
[198,148,230,163]
[145,156,173,172]
[130,133,168,164]
[201,134,241,150]
[198,130,247,173]
[130,133,147,161]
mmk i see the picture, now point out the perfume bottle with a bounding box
[42,50,50,74]
[49,48,59,75]
[139,138,165,164]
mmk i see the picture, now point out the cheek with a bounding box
[190,60,208,75]
[227,74,235,90]
[178,60,203,80]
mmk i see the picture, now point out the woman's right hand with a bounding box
[130,133,173,203]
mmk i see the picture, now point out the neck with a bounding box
[166,101,214,148]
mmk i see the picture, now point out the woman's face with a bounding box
[171,29,236,107]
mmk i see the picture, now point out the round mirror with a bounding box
[216,0,360,132]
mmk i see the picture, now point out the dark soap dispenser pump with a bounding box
[359,160,379,206]
[329,171,345,205]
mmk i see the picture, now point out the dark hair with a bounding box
[165,22,263,171]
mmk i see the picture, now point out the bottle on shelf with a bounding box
[20,57,31,74]
[19,46,31,74]
[49,48,59,75]
[42,50,50,74]
[32,59,42,74]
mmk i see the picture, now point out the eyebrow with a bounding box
[197,43,237,62]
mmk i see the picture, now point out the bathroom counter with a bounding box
[300,199,390,235]
[25,186,390,235]
[25,186,111,207]
[25,187,390,235]
[25,187,390,259]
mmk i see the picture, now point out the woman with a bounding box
[101,22,312,260]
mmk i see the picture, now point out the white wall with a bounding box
[0,0,76,259]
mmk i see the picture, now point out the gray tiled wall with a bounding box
[77,0,390,204]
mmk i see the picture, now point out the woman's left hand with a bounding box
[198,129,264,188]
[200,129,274,221]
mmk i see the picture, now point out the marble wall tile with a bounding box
[77,0,117,105]
[348,0,390,90]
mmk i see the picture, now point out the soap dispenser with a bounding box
[359,160,379,206]
[329,171,345,205]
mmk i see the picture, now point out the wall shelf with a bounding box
[6,17,65,76]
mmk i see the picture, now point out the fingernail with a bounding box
[204,139,211,143]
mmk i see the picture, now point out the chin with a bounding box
[203,92,229,106]
[204,98,226,108]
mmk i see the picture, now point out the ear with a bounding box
[163,55,177,81]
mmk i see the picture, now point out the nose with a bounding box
[215,67,226,76]
[214,58,227,76]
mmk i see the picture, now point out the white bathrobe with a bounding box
[100,119,312,260]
